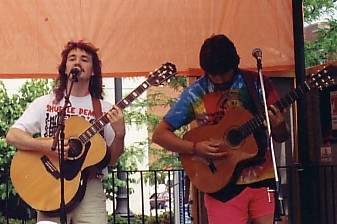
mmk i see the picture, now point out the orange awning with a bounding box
[0,0,294,78]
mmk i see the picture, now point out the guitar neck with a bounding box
[239,81,311,137]
[75,61,177,144]
[78,80,151,144]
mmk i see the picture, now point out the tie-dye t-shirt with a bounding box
[164,69,280,189]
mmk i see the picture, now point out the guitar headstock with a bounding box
[307,64,337,90]
[147,62,177,86]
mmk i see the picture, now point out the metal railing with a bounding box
[1,165,337,224]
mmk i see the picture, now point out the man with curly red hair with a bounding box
[7,41,126,223]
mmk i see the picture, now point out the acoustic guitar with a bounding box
[10,62,177,215]
[180,64,337,193]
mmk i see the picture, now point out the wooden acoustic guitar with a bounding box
[180,64,337,193]
[10,62,177,215]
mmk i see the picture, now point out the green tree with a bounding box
[0,79,52,220]
[128,81,186,187]
[303,1,337,67]
[0,79,52,197]
[303,0,336,23]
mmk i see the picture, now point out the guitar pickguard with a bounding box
[62,141,91,180]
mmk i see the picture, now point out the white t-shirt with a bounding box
[12,94,115,178]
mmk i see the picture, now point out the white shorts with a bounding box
[37,178,108,224]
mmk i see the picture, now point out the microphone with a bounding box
[252,48,262,61]
[70,66,82,77]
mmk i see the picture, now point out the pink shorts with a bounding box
[204,187,275,224]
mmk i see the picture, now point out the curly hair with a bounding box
[199,34,240,76]
[53,41,103,103]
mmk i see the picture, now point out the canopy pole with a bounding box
[292,1,316,224]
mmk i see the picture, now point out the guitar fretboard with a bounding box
[238,81,310,138]
[78,80,151,144]
[74,61,177,144]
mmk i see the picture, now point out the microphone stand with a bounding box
[255,57,284,223]
[51,74,78,224]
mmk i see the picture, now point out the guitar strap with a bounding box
[240,70,268,160]
[240,69,264,114]
[91,96,105,138]
[91,96,107,177]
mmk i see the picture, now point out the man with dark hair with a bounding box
[6,41,126,223]
[152,34,290,224]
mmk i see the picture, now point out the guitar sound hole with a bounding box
[226,129,243,147]
[67,138,83,159]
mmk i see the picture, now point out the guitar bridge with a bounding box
[206,159,217,173]
[41,156,60,179]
